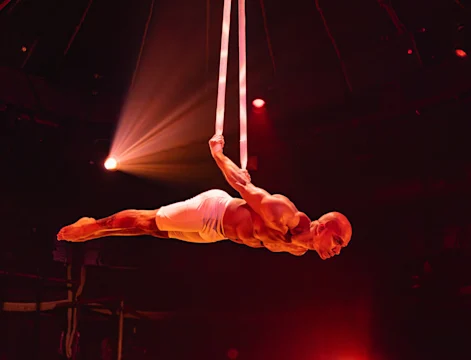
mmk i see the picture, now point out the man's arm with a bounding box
[209,135,308,235]
[209,135,270,206]
[212,151,256,192]
[209,135,253,192]
[263,241,308,256]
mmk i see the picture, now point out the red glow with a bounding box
[227,348,239,359]
[455,49,467,58]
[252,98,265,108]
[407,49,413,55]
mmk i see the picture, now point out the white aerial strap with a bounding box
[215,0,248,170]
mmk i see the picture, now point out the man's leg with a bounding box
[57,210,164,242]
[57,189,230,243]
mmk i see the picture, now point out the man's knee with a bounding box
[137,210,159,232]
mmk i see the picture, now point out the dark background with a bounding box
[0,0,470,359]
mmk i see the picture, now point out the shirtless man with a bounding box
[57,135,352,259]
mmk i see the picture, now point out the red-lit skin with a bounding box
[57,136,352,259]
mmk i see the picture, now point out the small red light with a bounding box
[252,99,265,108]
[455,49,467,58]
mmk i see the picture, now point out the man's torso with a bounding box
[222,198,307,255]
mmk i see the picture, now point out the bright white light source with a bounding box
[104,157,118,171]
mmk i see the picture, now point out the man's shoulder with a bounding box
[265,193,297,208]
[263,194,301,219]
[271,194,290,201]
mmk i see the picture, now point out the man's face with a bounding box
[313,220,350,260]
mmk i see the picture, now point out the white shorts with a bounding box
[155,189,234,243]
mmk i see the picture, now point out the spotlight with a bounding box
[21,46,27,52]
[252,98,265,108]
[455,48,467,58]
[104,157,118,171]
[407,49,413,55]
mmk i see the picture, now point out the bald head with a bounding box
[318,211,352,244]
[312,211,352,260]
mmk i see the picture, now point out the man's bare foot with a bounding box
[57,217,97,242]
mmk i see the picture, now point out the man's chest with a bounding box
[238,211,305,252]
